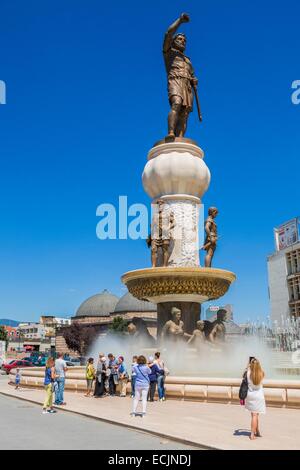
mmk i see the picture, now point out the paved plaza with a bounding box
[0,380,196,450]
[0,375,299,450]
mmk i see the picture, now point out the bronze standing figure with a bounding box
[202,207,218,267]
[148,199,175,267]
[163,13,199,137]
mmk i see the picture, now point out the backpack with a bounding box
[239,371,248,400]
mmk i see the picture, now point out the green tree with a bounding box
[0,326,8,350]
[108,316,128,334]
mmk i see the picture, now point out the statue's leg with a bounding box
[168,96,182,137]
[162,241,170,267]
[177,108,189,137]
[204,247,213,267]
[205,245,215,268]
[151,242,158,267]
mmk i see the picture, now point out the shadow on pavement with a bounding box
[233,429,251,437]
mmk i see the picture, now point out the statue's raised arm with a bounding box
[163,13,190,54]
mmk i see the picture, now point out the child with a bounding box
[15,368,21,390]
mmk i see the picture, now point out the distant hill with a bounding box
[0,319,20,327]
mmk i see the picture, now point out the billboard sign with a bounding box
[274,218,299,251]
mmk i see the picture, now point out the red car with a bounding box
[2,359,33,374]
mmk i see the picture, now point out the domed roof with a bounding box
[114,291,156,313]
[75,289,119,317]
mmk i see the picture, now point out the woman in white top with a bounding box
[245,357,266,440]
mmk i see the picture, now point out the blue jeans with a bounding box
[157,374,165,399]
[55,377,65,404]
[131,376,136,396]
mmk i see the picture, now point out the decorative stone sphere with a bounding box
[142,141,211,200]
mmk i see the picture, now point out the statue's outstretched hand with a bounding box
[180,13,190,23]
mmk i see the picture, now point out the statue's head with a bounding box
[208,207,218,218]
[196,320,205,331]
[217,308,227,322]
[173,33,186,52]
[171,307,181,321]
[127,322,137,335]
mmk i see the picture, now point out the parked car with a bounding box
[32,357,48,367]
[68,357,81,366]
[22,357,34,363]
[2,359,33,374]
[65,361,75,367]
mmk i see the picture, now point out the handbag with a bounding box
[51,381,58,394]
[238,371,248,400]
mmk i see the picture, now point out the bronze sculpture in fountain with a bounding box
[160,307,191,342]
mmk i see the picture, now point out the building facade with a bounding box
[267,219,300,325]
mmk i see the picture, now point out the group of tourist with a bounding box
[84,352,168,415]
[40,351,266,440]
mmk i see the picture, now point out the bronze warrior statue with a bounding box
[163,13,200,138]
[147,199,175,267]
[202,207,218,268]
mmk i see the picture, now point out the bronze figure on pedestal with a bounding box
[163,13,201,138]
[202,207,218,267]
[147,199,175,267]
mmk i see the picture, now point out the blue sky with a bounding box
[0,0,299,323]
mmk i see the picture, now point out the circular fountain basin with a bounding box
[122,267,236,303]
[9,367,300,408]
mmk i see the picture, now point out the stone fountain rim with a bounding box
[122,266,236,284]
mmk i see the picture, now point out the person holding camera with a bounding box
[241,357,266,440]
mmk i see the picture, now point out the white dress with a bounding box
[245,370,266,414]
